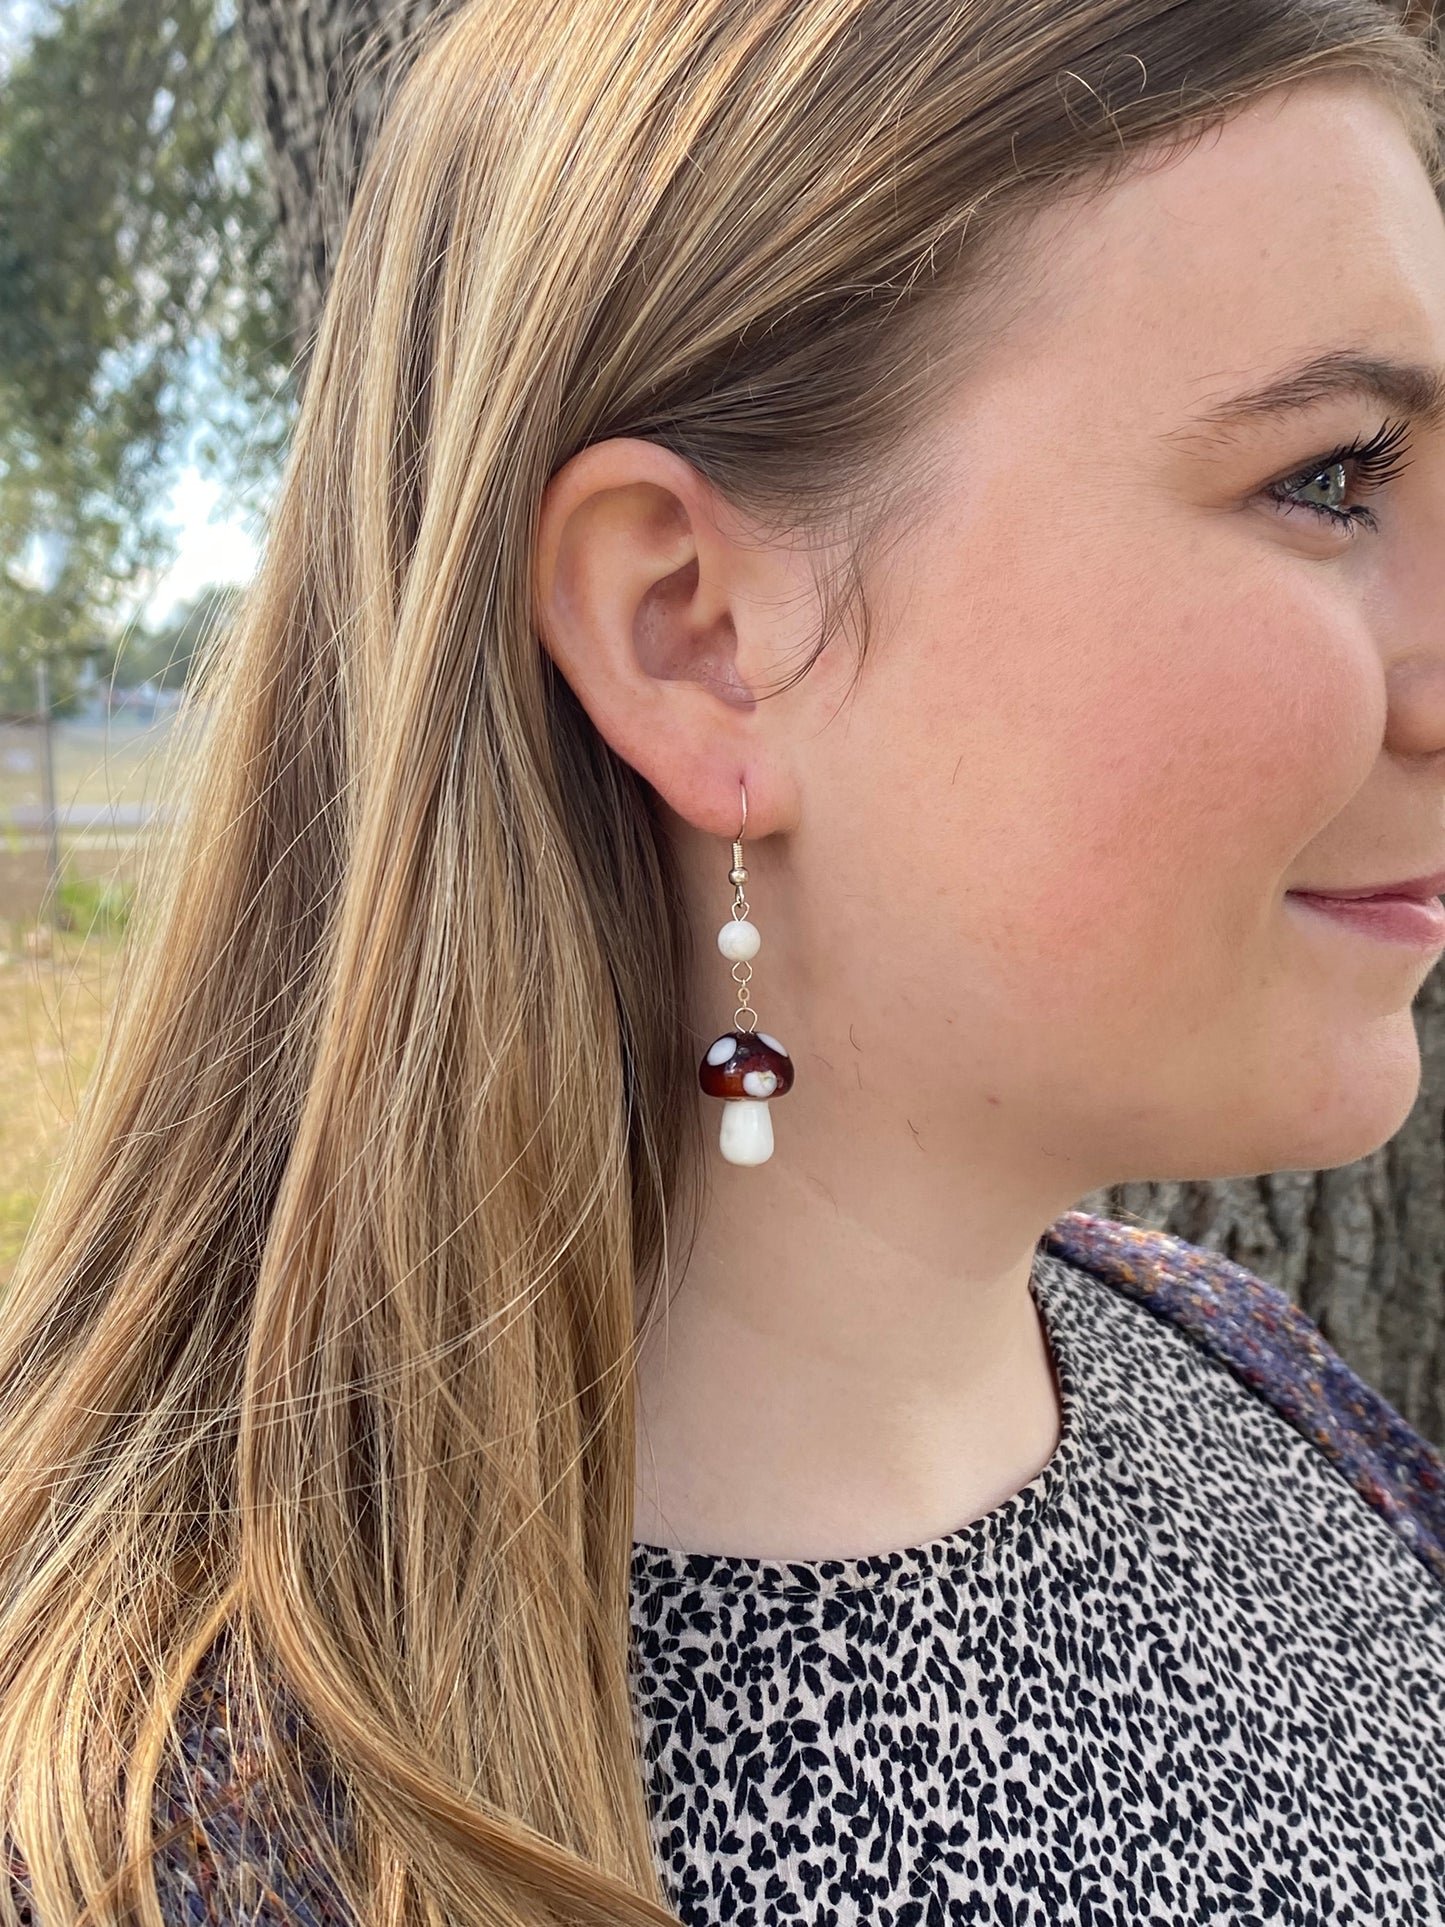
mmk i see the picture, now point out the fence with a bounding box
[0,713,181,935]
[0,720,54,926]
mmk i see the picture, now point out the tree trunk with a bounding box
[235,0,465,388]
[234,0,1445,1450]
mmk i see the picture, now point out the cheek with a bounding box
[872,544,1384,1031]
[1036,594,1381,926]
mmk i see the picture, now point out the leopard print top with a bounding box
[626,1225,1445,1924]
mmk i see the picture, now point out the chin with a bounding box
[1120,1019,1424,1182]
[1245,1024,1424,1174]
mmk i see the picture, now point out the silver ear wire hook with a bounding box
[731,782,747,898]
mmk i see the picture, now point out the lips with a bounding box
[1288,867,1445,903]
[1287,890,1445,949]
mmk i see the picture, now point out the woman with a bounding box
[4,0,1445,1920]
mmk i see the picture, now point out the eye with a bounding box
[1264,416,1414,536]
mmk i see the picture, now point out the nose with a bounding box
[1384,653,1445,761]
[1383,472,1445,760]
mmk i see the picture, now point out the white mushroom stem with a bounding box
[719,1097,773,1166]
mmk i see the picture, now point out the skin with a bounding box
[532,77,1445,1560]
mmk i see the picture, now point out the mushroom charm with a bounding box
[701,780,793,1165]
[699,1028,795,1165]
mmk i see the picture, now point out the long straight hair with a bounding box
[1,4,1440,1924]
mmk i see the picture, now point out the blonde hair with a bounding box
[1,3,1440,1923]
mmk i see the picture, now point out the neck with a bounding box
[631,1116,1083,1562]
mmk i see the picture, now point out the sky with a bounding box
[129,464,264,630]
[0,1,39,63]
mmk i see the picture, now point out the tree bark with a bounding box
[235,0,1445,1449]
[235,0,465,388]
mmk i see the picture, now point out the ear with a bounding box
[531,437,804,841]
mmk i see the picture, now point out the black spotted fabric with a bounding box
[627,1245,1445,1925]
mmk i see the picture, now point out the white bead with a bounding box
[719,1097,773,1165]
[717,919,761,961]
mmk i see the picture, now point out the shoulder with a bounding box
[154,1656,355,1926]
[1042,1208,1445,1589]
[7,1647,355,1926]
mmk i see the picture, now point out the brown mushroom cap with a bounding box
[698,1029,794,1100]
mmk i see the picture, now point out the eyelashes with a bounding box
[1264,415,1416,535]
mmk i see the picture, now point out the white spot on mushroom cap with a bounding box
[757,1031,786,1055]
[742,1068,778,1097]
[706,1036,736,1066]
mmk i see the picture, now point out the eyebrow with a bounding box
[1166,349,1445,448]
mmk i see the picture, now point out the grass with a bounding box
[0,926,126,1286]
[0,715,176,1287]
[56,868,136,938]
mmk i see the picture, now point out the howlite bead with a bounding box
[717,919,761,961]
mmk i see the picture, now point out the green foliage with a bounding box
[55,866,134,935]
[0,0,294,704]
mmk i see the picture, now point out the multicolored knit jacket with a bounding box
[8,1210,1445,1924]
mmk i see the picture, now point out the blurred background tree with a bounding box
[0,0,293,709]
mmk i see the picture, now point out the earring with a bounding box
[698,781,794,1166]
